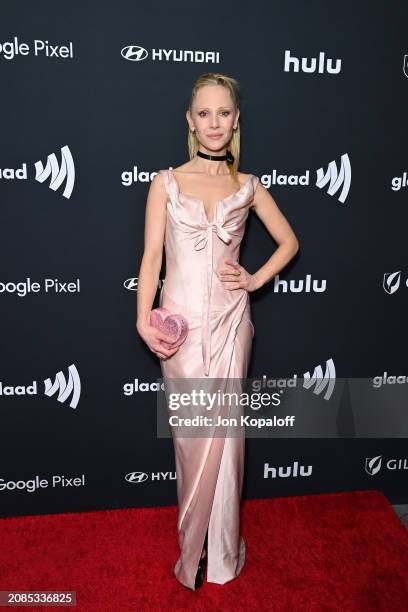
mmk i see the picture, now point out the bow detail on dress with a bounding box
[193,221,232,251]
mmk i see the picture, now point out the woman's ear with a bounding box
[234,108,240,128]
[186,109,193,131]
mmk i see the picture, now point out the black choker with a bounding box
[197,150,235,165]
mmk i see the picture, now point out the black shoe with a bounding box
[194,531,208,589]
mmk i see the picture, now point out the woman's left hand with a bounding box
[217,258,258,292]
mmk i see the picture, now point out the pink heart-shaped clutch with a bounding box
[150,307,189,348]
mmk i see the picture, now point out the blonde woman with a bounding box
[137,73,299,590]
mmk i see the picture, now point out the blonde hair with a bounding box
[187,72,241,179]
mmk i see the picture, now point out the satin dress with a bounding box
[158,168,259,590]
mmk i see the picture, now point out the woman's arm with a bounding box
[136,172,167,331]
[136,172,181,360]
[249,181,299,291]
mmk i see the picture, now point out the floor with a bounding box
[392,504,408,529]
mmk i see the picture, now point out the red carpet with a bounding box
[1,490,407,611]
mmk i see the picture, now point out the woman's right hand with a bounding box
[136,321,183,360]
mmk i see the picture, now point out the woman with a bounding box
[136,72,299,590]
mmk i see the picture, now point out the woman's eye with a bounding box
[198,111,230,117]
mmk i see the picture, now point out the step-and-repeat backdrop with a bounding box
[1,1,407,517]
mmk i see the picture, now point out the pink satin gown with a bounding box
[158,168,259,590]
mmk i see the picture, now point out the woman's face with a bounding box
[187,84,239,153]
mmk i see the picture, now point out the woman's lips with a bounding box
[207,134,223,139]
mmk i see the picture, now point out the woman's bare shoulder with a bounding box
[238,171,252,181]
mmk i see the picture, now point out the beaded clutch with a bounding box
[150,307,189,347]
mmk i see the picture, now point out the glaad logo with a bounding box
[273,274,326,293]
[383,271,408,294]
[365,455,408,475]
[264,461,313,478]
[44,364,81,408]
[121,45,220,64]
[123,379,165,395]
[261,153,351,203]
[254,358,336,401]
[35,145,75,199]
[303,358,336,401]
[125,471,176,483]
[0,364,81,409]
[372,372,408,388]
[403,54,408,78]
[121,166,154,186]
[316,153,351,203]
[283,49,342,74]
[391,171,407,191]
[0,145,75,199]
[0,37,74,61]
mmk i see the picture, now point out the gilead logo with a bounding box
[383,271,408,295]
[403,54,408,78]
[365,455,408,475]
[0,474,85,493]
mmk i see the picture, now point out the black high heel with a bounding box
[194,531,208,589]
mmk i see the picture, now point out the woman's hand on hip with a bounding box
[217,258,258,292]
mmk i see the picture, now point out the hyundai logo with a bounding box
[125,471,148,483]
[124,277,137,290]
[121,46,148,61]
